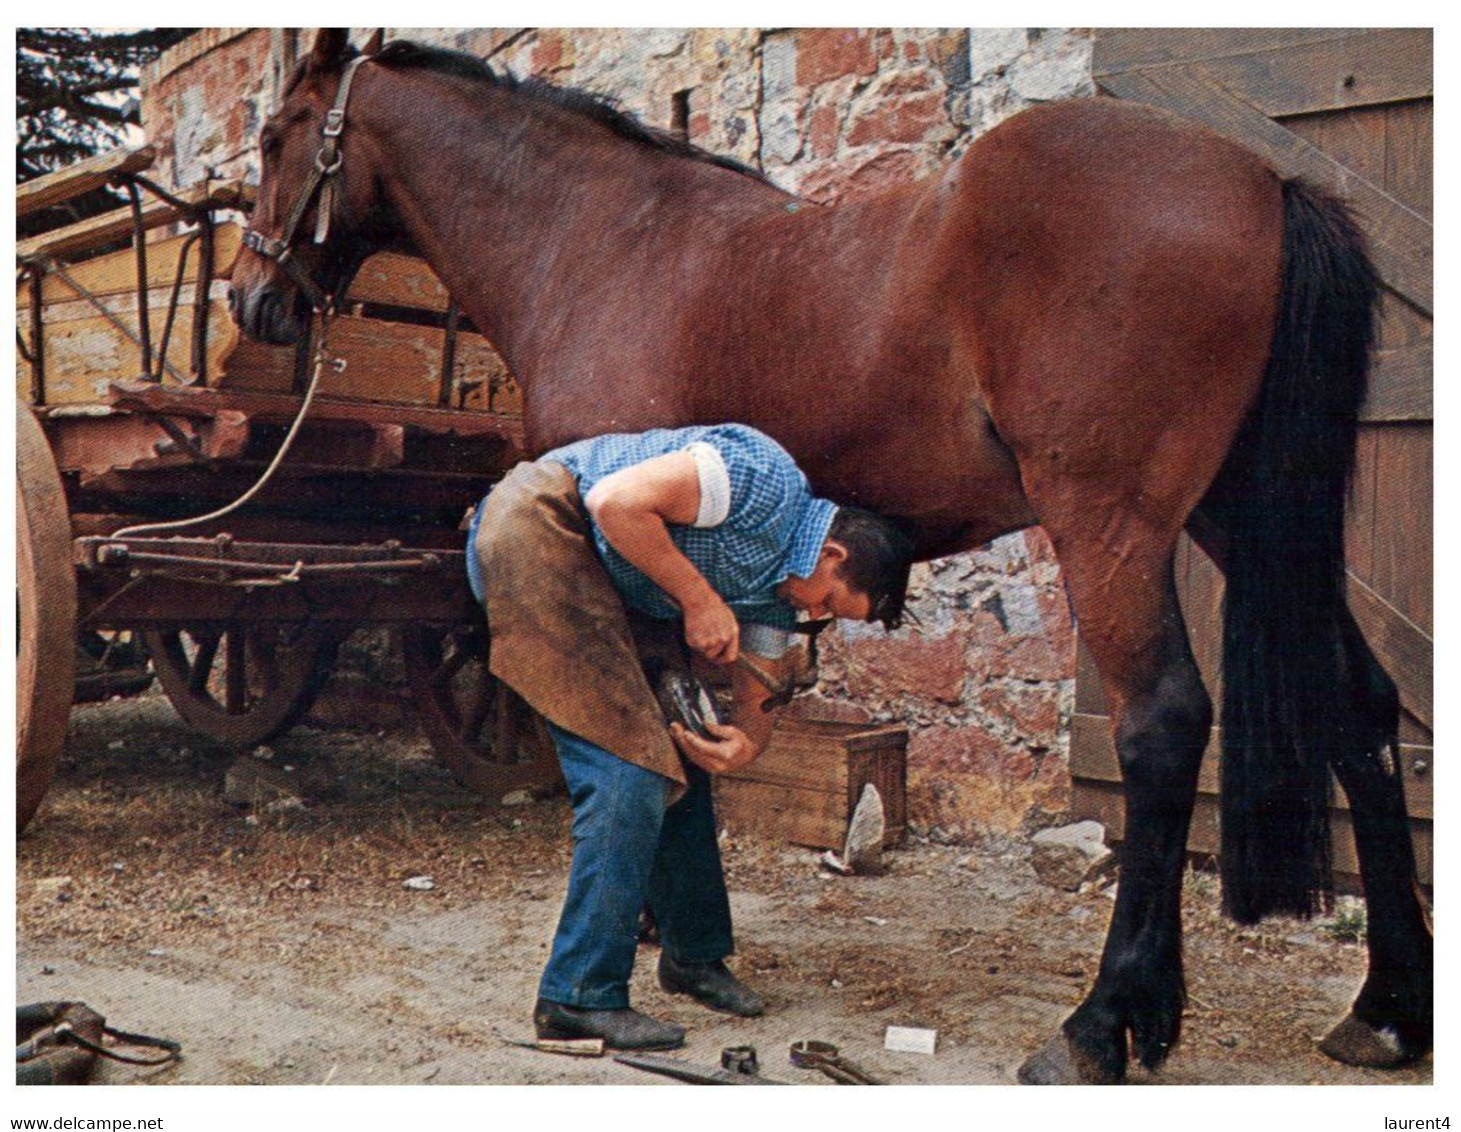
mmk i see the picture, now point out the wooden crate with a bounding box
[714,719,907,851]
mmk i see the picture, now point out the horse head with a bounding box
[230,28,389,344]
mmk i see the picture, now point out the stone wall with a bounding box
[140,27,1096,839]
[142,29,289,189]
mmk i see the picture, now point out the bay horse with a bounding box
[230,29,1432,1083]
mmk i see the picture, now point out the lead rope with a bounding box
[110,311,344,540]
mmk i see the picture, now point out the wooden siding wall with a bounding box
[1073,29,1433,886]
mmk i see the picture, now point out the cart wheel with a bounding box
[401,622,560,799]
[17,403,78,832]
[142,622,345,746]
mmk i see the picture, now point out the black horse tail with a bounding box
[1211,177,1382,924]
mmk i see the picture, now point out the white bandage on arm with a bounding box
[684,441,731,528]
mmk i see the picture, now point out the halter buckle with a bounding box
[322,108,346,138]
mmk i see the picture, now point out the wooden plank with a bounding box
[1346,571,1432,729]
[725,743,850,795]
[28,224,244,306]
[1369,425,1432,632]
[17,144,157,218]
[218,313,455,403]
[218,306,519,415]
[17,180,253,263]
[1097,67,1432,316]
[1399,713,1432,748]
[714,777,853,851]
[1364,291,1431,422]
[1377,281,1433,353]
[1200,30,1431,118]
[1068,712,1433,822]
[1346,428,1378,584]
[1364,341,1432,422]
[1073,779,1433,886]
[104,379,525,443]
[346,252,452,312]
[1282,103,1387,185]
[28,278,230,327]
[17,299,237,405]
[1384,100,1433,219]
[1095,29,1364,76]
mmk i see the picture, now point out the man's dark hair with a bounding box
[828,507,916,630]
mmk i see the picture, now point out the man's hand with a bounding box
[670,720,757,775]
[683,592,739,664]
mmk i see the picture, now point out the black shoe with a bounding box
[533,997,685,1051]
[657,955,765,1017]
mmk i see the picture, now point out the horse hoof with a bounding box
[1319,1013,1422,1068]
[1017,1034,1119,1085]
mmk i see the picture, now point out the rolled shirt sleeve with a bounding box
[684,441,731,528]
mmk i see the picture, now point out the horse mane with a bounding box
[368,39,772,184]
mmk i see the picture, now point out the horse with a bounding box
[230,29,1432,1084]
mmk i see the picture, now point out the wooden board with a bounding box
[1074,780,1433,889]
[219,311,521,414]
[1198,29,1432,118]
[1096,29,1367,75]
[16,295,237,405]
[17,143,156,218]
[1069,713,1432,822]
[23,224,244,306]
[17,180,252,263]
[347,252,453,312]
[1095,29,1431,116]
[1369,424,1432,632]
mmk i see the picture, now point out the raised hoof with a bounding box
[1017,1034,1120,1085]
[1319,1013,1423,1069]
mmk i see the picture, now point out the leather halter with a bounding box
[242,54,372,311]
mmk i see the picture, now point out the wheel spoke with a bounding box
[402,623,559,797]
[224,628,248,713]
[461,672,493,742]
[188,631,220,694]
[251,632,279,695]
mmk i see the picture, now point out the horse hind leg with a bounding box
[1016,503,1210,1084]
[1317,610,1432,1067]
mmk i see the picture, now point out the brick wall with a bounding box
[140,28,1095,839]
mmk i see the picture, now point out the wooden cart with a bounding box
[16,144,556,830]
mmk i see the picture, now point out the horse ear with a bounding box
[309,29,351,69]
[361,28,385,56]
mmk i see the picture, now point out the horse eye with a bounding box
[260,133,281,158]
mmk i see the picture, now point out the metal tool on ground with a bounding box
[719,1045,760,1076]
[789,1039,884,1085]
[614,1046,790,1085]
[499,1035,605,1057]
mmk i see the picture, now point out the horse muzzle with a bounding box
[229,279,311,346]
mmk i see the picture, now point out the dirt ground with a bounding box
[16,689,1433,1088]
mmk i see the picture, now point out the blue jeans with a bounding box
[538,723,734,1009]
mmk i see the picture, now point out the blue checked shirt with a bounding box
[543,424,837,648]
